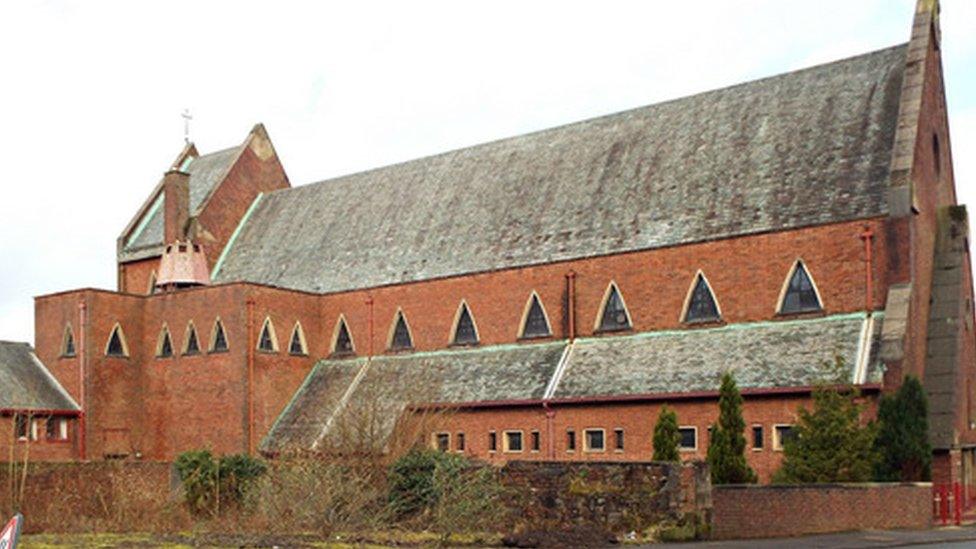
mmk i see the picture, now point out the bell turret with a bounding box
[155,168,210,291]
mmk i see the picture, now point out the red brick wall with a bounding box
[119,258,158,295]
[0,415,78,462]
[711,483,932,539]
[421,394,876,483]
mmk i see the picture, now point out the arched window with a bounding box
[257,317,278,353]
[451,301,479,346]
[289,322,308,356]
[105,323,129,358]
[210,318,229,353]
[682,272,721,323]
[388,309,414,351]
[183,321,201,355]
[519,292,552,339]
[778,260,823,314]
[596,282,632,332]
[331,316,355,356]
[156,325,174,358]
[61,324,76,358]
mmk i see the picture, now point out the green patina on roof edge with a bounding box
[212,192,264,278]
[260,359,329,450]
[125,193,164,248]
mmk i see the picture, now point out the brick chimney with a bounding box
[163,169,190,244]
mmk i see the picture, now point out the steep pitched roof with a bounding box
[122,145,243,255]
[263,314,880,453]
[0,341,79,411]
[217,44,906,294]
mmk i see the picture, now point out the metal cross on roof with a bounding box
[182,109,193,144]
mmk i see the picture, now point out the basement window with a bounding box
[520,292,552,338]
[678,427,698,451]
[504,431,524,453]
[584,429,606,452]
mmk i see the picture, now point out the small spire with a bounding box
[181,108,193,144]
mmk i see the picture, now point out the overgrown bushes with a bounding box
[174,450,266,516]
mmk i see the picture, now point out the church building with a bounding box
[5,1,974,485]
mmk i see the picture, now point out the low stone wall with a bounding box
[711,483,933,540]
[499,460,711,536]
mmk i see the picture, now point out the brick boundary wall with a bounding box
[711,483,933,540]
[499,460,711,535]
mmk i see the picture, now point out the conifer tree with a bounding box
[653,405,681,462]
[874,375,932,481]
[707,372,757,484]
[775,386,877,483]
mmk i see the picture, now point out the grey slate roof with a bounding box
[262,341,566,453]
[123,146,242,253]
[553,313,882,399]
[0,341,79,411]
[216,44,906,294]
[263,315,881,452]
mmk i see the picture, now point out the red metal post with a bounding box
[956,482,963,525]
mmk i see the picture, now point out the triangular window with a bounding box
[105,324,128,357]
[780,261,822,314]
[332,317,354,355]
[598,283,632,332]
[184,323,201,355]
[521,293,551,338]
[390,311,413,351]
[62,324,76,357]
[211,319,228,353]
[684,273,720,323]
[452,302,479,345]
[157,326,173,358]
[258,318,278,353]
[289,322,308,356]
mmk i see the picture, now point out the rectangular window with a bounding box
[488,431,497,452]
[46,418,58,440]
[434,432,450,452]
[456,432,465,452]
[504,431,523,452]
[584,429,605,452]
[59,418,69,441]
[566,429,576,452]
[679,427,697,451]
[531,430,541,452]
[752,425,764,450]
[614,428,625,451]
[774,425,795,451]
[30,419,40,441]
[14,414,28,440]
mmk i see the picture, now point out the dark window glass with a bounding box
[679,427,697,449]
[158,330,173,358]
[522,295,551,338]
[752,426,764,449]
[456,432,465,451]
[567,430,576,451]
[599,285,631,331]
[106,326,126,357]
[185,326,200,355]
[391,313,413,350]
[488,432,497,451]
[775,425,795,449]
[63,328,75,357]
[46,418,58,440]
[15,414,28,439]
[531,431,541,451]
[453,304,478,345]
[258,321,276,352]
[934,133,941,177]
[334,320,353,354]
[436,433,450,452]
[685,275,720,322]
[585,429,605,451]
[615,429,624,450]
[289,326,305,355]
[506,431,523,452]
[212,321,228,352]
[780,263,822,313]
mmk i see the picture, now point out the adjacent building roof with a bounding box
[122,145,242,255]
[216,44,906,294]
[0,341,79,411]
[263,314,881,453]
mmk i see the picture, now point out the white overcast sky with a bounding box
[0,1,974,343]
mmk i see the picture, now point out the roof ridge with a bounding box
[272,42,908,196]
